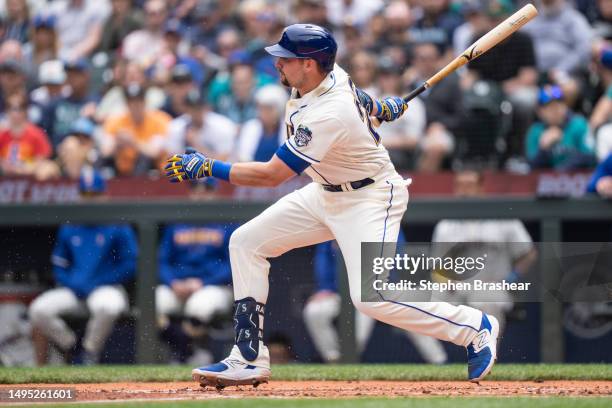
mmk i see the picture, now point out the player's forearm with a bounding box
[227,161,287,187]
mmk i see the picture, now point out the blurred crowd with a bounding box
[1,0,612,181]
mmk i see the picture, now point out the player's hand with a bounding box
[164,148,213,183]
[377,96,408,122]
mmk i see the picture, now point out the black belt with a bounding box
[322,177,374,192]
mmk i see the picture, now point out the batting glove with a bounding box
[377,96,408,122]
[356,88,408,122]
[164,148,213,183]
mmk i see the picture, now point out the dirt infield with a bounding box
[1,380,611,402]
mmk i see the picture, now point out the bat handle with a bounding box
[403,82,429,103]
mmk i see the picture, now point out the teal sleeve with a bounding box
[525,123,544,159]
[606,84,612,99]
[568,116,594,154]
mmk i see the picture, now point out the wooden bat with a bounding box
[373,3,538,126]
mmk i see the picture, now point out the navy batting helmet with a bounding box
[265,24,337,72]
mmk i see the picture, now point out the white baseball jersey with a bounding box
[280,64,392,185]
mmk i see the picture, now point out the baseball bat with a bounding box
[373,3,538,126]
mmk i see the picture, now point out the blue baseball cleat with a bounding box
[467,313,500,382]
[192,345,271,389]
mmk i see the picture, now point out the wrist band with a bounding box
[211,159,232,181]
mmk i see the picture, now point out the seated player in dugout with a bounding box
[165,24,500,387]
[29,168,137,365]
[156,223,236,364]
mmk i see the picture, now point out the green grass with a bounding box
[1,364,611,384]
[14,397,612,408]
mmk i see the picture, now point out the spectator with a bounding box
[30,60,68,107]
[0,58,28,113]
[23,15,59,88]
[410,0,463,47]
[56,117,97,179]
[41,58,96,148]
[154,19,204,86]
[378,0,411,48]
[589,43,612,161]
[348,51,378,94]
[2,0,30,44]
[522,0,593,75]
[29,168,137,365]
[187,0,229,54]
[101,83,171,174]
[48,0,111,61]
[453,0,489,58]
[465,0,538,158]
[336,22,364,67]
[121,0,167,67]
[236,84,288,163]
[97,0,143,56]
[406,41,460,172]
[293,0,331,29]
[160,63,195,119]
[156,223,235,363]
[587,153,612,197]
[209,53,261,123]
[95,59,165,122]
[591,0,612,40]
[526,85,596,170]
[166,89,237,161]
[375,58,426,170]
[326,0,384,29]
[0,92,56,179]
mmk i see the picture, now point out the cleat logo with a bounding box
[472,330,490,352]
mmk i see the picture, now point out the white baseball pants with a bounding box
[28,286,128,355]
[303,292,448,363]
[156,285,233,323]
[230,167,483,347]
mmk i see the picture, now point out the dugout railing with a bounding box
[1,197,611,364]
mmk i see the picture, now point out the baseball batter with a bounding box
[165,24,499,388]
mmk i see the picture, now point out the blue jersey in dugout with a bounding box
[51,225,138,298]
[158,224,236,286]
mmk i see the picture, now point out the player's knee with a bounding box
[89,299,126,317]
[28,298,54,325]
[228,225,250,251]
[303,300,335,322]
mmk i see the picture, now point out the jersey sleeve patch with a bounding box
[294,125,312,147]
[275,143,311,174]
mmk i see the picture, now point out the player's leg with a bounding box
[193,183,334,387]
[156,285,193,362]
[329,179,498,381]
[28,287,82,362]
[303,292,342,362]
[83,285,129,364]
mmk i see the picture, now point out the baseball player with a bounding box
[156,223,235,363]
[29,168,137,365]
[165,24,499,387]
